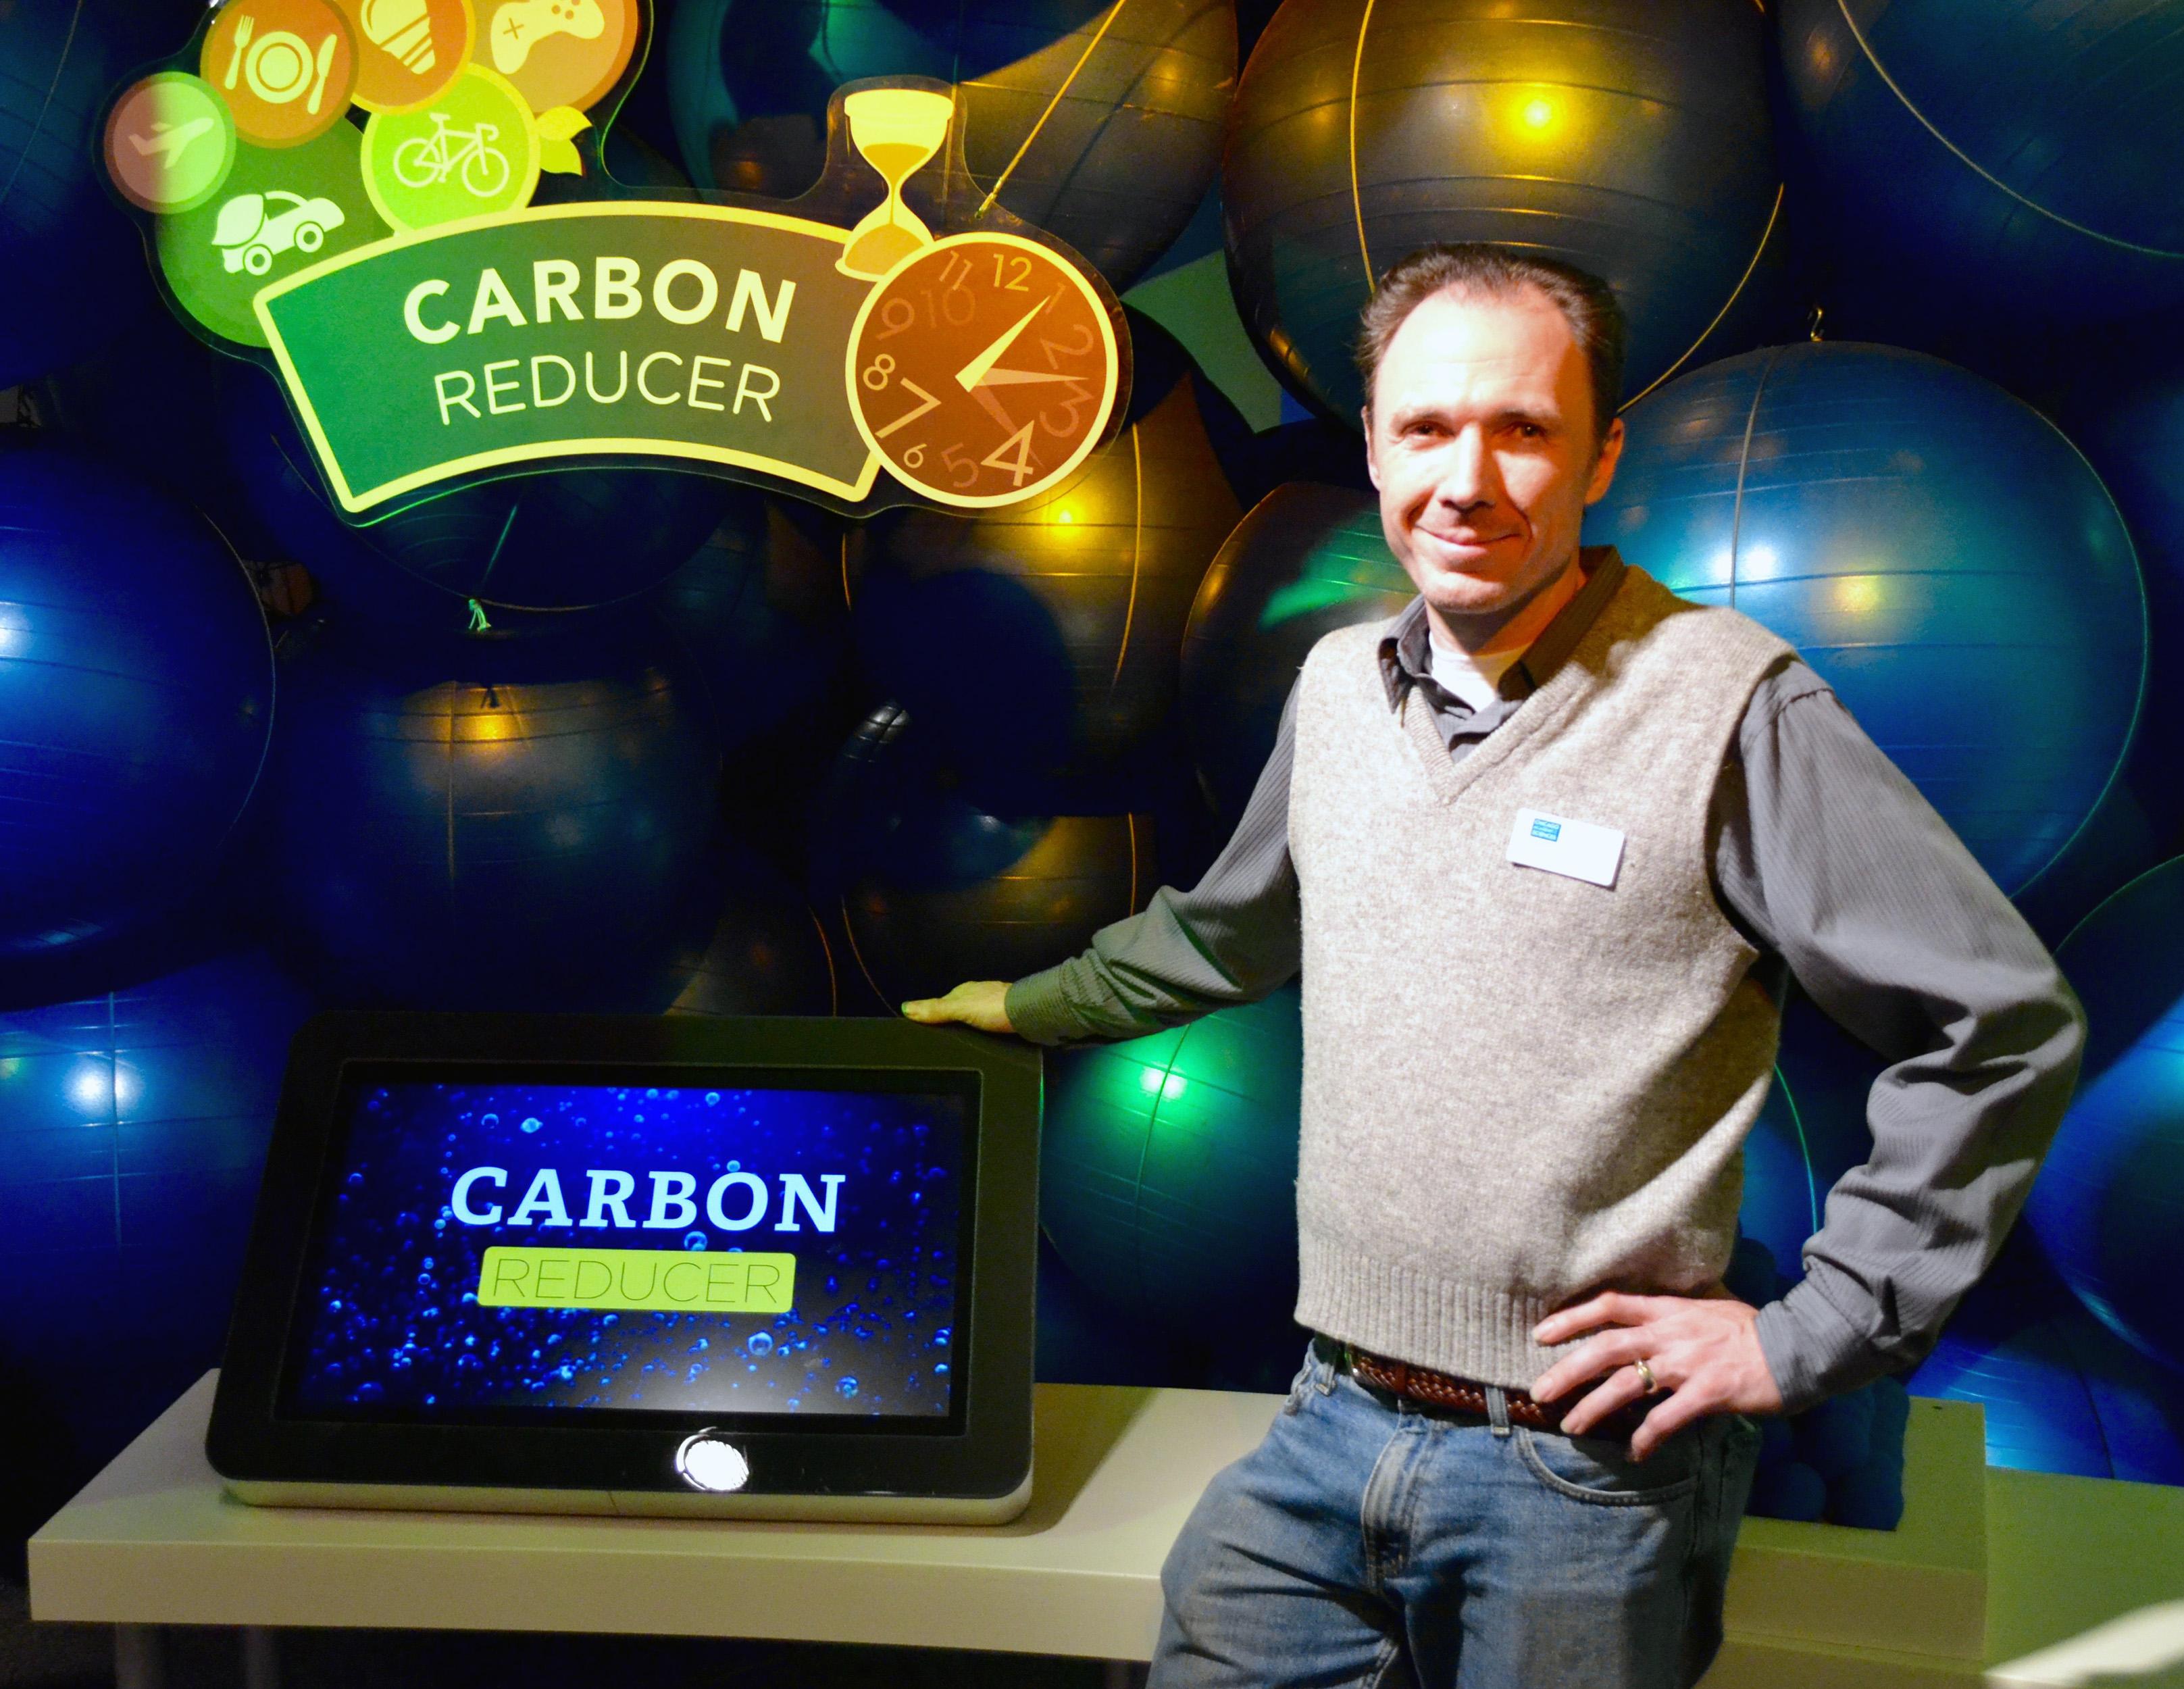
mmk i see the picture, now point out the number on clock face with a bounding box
[845,232,1121,508]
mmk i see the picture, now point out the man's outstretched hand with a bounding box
[1530,1288,1785,1459]
[900,980,1015,1035]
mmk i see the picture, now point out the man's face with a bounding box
[1363,285,1625,624]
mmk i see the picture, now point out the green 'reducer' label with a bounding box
[253,200,880,511]
[478,1246,796,1313]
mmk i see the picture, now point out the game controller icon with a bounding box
[488,0,603,74]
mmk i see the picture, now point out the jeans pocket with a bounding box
[1516,1424,1701,1507]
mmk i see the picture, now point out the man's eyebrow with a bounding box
[1386,402,1564,430]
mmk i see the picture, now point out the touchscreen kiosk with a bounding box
[209,1013,1040,1522]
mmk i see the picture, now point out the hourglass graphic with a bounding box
[837,89,955,280]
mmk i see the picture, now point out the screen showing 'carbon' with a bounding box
[283,1073,970,1423]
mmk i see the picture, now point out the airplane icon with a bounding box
[128,116,218,162]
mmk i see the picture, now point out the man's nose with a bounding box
[1433,425,1494,509]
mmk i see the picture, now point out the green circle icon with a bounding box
[106,72,238,214]
[361,64,540,231]
[157,123,389,347]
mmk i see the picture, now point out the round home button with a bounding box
[674,1430,750,1494]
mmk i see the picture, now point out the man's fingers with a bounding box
[1556,1365,1652,1437]
[1532,1327,1652,1401]
[1531,1290,1662,1346]
[1628,1381,1717,1462]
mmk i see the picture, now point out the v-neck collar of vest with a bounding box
[1393,563,1658,807]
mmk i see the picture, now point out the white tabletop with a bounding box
[30,1373,1277,1660]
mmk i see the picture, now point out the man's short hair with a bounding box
[1354,245,1628,445]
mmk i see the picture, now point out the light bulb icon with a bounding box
[361,0,436,74]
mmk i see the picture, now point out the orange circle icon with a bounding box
[200,0,359,147]
[331,0,476,113]
[475,0,635,115]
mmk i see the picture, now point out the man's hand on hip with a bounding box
[1529,1288,1785,1459]
[900,980,1015,1035]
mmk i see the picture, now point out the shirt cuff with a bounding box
[1754,1276,1881,1415]
[1003,969,1083,1047]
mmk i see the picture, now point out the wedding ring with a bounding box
[1631,1357,1661,1394]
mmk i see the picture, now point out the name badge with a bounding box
[1507,809,1624,889]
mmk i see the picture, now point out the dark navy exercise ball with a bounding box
[1179,482,1412,822]
[665,0,1234,288]
[0,447,274,961]
[0,945,311,1551]
[1778,0,2184,332]
[1224,0,1783,422]
[1588,341,2144,899]
[665,844,838,1017]
[0,1,191,386]
[1737,997,1886,1285]
[850,313,1244,776]
[651,495,850,750]
[809,703,1154,1007]
[220,365,732,620]
[264,618,721,1011]
[1041,983,1302,1335]
[2028,858,2184,1372]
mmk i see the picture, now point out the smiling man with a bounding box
[903,245,2083,1688]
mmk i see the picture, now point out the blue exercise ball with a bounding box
[1178,482,1413,824]
[264,617,722,1011]
[0,944,312,1549]
[0,445,274,962]
[1778,0,2184,332]
[665,842,838,1017]
[664,0,1235,288]
[1041,983,1302,1335]
[850,311,1246,779]
[219,365,732,620]
[809,703,1154,1007]
[1588,341,2145,899]
[2027,857,2184,1373]
[0,2,194,387]
[1224,0,1785,422]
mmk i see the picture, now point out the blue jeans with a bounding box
[1150,1342,1760,1689]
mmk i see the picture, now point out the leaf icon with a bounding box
[536,105,590,177]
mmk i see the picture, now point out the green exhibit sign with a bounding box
[103,0,1131,519]
[258,202,882,509]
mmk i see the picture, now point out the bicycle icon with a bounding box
[391,110,511,198]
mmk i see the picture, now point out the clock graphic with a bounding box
[844,230,1123,509]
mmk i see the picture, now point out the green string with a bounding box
[467,598,492,633]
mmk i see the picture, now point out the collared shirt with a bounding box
[1005,549,2083,1414]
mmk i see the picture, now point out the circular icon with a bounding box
[157,118,387,347]
[476,0,635,115]
[674,1431,750,1494]
[846,232,1122,509]
[105,73,239,213]
[200,0,359,148]
[360,62,540,230]
[332,0,476,113]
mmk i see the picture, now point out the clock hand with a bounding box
[969,384,1017,435]
[973,368,1083,388]
[954,299,1047,392]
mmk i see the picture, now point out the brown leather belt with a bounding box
[1327,1337,1655,1441]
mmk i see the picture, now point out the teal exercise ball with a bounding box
[1588,341,2145,899]
[1223,0,1783,422]
[1040,984,1302,1332]
[1178,482,1412,823]
[664,0,1236,287]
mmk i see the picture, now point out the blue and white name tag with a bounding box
[1506,809,1625,889]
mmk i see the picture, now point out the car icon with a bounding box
[211,190,347,276]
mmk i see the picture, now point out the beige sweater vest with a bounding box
[1288,565,1795,1388]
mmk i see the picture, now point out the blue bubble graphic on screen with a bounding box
[286,1080,968,1420]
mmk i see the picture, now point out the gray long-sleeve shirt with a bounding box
[1006,549,2085,1413]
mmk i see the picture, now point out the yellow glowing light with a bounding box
[1521,97,1556,131]
[1833,576,1882,617]
[1055,507,1076,525]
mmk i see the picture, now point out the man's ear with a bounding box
[1584,415,1627,505]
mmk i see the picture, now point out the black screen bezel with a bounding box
[278,1060,982,1434]
[208,1013,1038,1502]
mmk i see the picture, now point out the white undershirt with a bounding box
[1427,635,1525,713]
